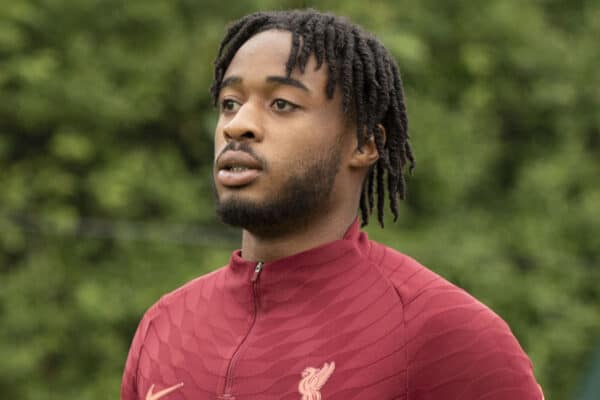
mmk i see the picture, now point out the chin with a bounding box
[216,188,263,205]
[215,195,314,238]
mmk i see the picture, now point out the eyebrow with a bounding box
[220,75,310,92]
[266,76,310,92]
[221,76,242,90]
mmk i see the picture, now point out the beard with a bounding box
[214,142,342,238]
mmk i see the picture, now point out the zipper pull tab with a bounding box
[251,261,263,283]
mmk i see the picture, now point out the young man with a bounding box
[122,10,543,400]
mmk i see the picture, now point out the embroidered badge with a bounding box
[145,382,184,400]
[298,361,335,400]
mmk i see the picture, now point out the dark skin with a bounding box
[213,30,381,262]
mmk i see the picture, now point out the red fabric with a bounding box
[121,220,542,399]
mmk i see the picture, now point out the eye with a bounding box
[220,99,240,113]
[271,99,298,112]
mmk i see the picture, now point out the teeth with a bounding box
[230,166,248,172]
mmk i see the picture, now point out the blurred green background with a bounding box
[1,0,599,399]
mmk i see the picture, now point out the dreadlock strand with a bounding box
[387,161,400,222]
[359,184,369,227]
[324,24,338,98]
[285,30,302,76]
[355,33,378,136]
[373,121,390,170]
[397,170,407,200]
[313,17,327,69]
[405,141,416,175]
[297,18,318,72]
[367,166,375,213]
[372,126,388,227]
[352,52,366,149]
[369,39,391,123]
[391,62,409,140]
[341,27,355,113]
[392,63,415,175]
[385,94,404,215]
[376,159,385,227]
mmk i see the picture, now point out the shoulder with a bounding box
[125,265,227,361]
[367,240,542,399]
[366,239,508,324]
[139,265,228,325]
[366,239,464,308]
[146,267,226,317]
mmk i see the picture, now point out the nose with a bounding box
[222,102,263,142]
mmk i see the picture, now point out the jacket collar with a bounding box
[226,218,371,286]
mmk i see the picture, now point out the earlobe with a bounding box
[349,125,385,168]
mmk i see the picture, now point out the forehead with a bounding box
[223,29,327,93]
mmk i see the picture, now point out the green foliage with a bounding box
[1,1,598,399]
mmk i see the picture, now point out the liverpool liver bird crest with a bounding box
[298,361,335,400]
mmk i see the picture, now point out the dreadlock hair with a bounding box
[210,9,415,227]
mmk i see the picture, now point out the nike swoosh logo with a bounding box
[145,382,184,400]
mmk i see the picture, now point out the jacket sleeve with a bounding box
[405,285,543,399]
[121,302,161,400]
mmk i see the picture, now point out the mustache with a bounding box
[216,142,267,169]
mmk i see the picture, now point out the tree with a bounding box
[1,1,598,399]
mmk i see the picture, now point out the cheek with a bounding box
[268,114,334,147]
[302,107,346,146]
[266,143,322,176]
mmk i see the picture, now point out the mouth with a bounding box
[221,166,254,172]
[216,151,263,187]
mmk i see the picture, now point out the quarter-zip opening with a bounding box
[251,261,263,282]
[221,261,263,398]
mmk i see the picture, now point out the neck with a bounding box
[240,211,357,262]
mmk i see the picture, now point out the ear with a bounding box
[349,124,386,168]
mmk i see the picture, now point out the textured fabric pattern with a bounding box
[121,221,542,399]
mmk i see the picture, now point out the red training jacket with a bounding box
[121,220,543,399]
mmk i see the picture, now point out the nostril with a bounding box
[223,130,255,141]
[223,125,258,141]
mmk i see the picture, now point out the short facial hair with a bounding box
[214,140,342,238]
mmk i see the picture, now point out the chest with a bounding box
[136,276,407,399]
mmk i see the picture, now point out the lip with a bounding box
[216,151,263,187]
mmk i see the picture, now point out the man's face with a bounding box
[213,30,353,237]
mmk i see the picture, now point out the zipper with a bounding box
[221,261,263,397]
[251,261,263,283]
